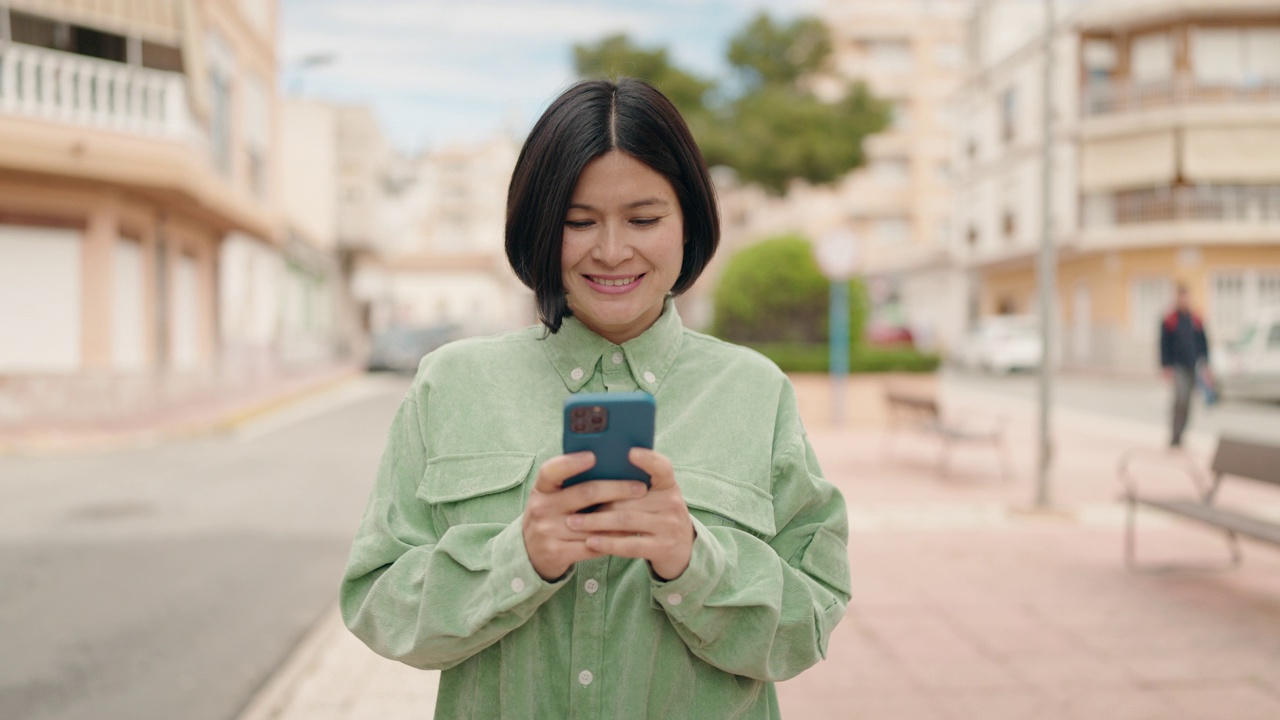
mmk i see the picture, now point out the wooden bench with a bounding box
[883,389,1010,482]
[1118,437,1280,571]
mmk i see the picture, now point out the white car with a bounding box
[1213,308,1280,402]
[953,315,1043,375]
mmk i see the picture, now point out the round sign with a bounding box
[815,229,859,280]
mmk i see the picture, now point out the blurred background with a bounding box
[2,1,1280,719]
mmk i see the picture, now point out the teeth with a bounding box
[591,276,638,287]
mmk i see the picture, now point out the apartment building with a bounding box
[0,0,300,424]
[955,0,1280,372]
[370,134,532,335]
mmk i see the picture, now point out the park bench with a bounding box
[1118,436,1280,571]
[883,388,1011,482]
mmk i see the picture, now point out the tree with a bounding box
[712,235,865,347]
[572,34,714,119]
[571,15,890,195]
[726,13,831,89]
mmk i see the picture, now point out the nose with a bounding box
[590,221,634,266]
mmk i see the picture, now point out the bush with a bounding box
[744,343,941,374]
[711,235,866,348]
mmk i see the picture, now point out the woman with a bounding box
[340,78,850,719]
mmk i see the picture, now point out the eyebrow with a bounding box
[567,198,670,211]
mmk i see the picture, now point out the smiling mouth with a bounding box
[587,275,643,287]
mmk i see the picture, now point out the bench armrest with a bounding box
[1116,448,1211,501]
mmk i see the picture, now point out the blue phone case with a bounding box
[562,391,656,487]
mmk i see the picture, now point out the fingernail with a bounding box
[567,515,582,529]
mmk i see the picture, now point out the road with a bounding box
[0,374,412,720]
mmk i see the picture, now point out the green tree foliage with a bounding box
[712,235,865,347]
[727,14,831,89]
[571,15,890,195]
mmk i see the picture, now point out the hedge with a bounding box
[745,343,941,374]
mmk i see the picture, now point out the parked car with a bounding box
[1212,308,1280,402]
[953,315,1042,374]
[366,324,460,374]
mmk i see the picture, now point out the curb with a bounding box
[235,605,345,720]
[0,367,361,457]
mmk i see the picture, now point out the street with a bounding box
[0,375,411,720]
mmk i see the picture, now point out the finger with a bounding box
[534,452,596,493]
[566,507,656,534]
[558,479,647,514]
[584,534,651,558]
[628,448,675,490]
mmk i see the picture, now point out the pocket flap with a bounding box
[416,452,535,503]
[675,466,776,537]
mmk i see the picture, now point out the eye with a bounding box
[631,217,660,227]
[564,220,594,230]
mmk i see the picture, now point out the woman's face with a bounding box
[562,150,685,345]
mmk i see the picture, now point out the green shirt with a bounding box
[340,300,850,719]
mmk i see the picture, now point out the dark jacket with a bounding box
[1160,310,1208,369]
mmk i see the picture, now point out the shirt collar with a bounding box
[540,297,684,393]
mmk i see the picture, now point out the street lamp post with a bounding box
[1035,0,1057,509]
[816,230,860,427]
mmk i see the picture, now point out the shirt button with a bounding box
[611,352,624,365]
[666,593,683,606]
[644,371,657,384]
[584,578,599,594]
[511,577,525,593]
[578,669,594,686]
[570,367,584,381]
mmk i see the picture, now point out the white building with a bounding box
[953,0,1280,373]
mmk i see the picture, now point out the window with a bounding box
[934,43,963,69]
[142,41,184,72]
[1268,323,1280,349]
[1193,27,1280,86]
[868,39,913,72]
[1131,277,1174,339]
[1002,210,1017,241]
[206,31,235,177]
[1211,271,1247,341]
[1131,32,1174,84]
[891,102,912,131]
[243,74,270,198]
[874,158,909,186]
[1000,87,1017,142]
[1082,38,1118,83]
[875,217,910,246]
[9,11,126,63]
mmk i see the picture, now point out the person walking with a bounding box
[1160,284,1210,448]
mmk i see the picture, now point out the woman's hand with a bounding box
[564,448,695,581]
[523,452,648,582]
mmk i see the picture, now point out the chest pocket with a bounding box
[674,466,776,540]
[416,452,535,528]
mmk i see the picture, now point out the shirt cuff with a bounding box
[490,516,573,610]
[650,515,724,618]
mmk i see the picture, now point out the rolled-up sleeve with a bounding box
[339,394,568,671]
[651,381,851,681]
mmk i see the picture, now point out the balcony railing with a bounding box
[1083,75,1280,117]
[0,43,187,138]
[1083,185,1280,227]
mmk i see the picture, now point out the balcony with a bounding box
[0,42,188,138]
[1085,185,1280,226]
[1080,184,1280,250]
[1083,75,1280,118]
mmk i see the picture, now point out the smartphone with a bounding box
[562,391,656,488]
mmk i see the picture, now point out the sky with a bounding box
[280,0,821,152]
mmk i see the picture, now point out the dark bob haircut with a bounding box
[505,78,720,333]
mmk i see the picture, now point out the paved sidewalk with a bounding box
[241,375,1280,719]
[0,362,362,456]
